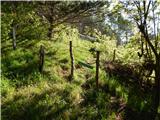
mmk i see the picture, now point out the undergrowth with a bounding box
[1,27,156,120]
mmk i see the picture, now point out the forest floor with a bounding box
[1,38,160,120]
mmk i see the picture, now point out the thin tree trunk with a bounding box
[152,1,157,50]
[154,55,160,116]
[116,37,121,47]
[12,25,16,50]
[135,2,159,119]
[125,31,128,42]
[79,22,84,34]
[157,15,159,44]
[47,23,53,40]
[11,2,17,50]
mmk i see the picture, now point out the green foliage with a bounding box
[1,1,158,120]
[1,24,154,119]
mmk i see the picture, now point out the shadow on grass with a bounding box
[2,51,41,87]
[80,70,156,120]
[80,77,122,119]
[1,39,39,55]
[107,74,155,120]
[2,86,71,120]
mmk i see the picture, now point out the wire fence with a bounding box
[63,41,93,49]
[74,48,91,54]
[38,41,115,89]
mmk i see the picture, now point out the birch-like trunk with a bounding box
[12,25,16,50]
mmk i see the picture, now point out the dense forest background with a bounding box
[1,1,160,120]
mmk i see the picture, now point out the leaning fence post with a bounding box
[96,51,100,89]
[69,41,74,81]
[39,45,45,73]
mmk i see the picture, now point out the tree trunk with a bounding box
[116,38,121,47]
[154,55,160,116]
[79,22,84,34]
[12,25,16,50]
[125,31,128,42]
[152,1,157,50]
[47,23,53,40]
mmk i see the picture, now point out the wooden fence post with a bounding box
[96,51,100,89]
[69,41,74,81]
[112,49,116,62]
[39,45,45,73]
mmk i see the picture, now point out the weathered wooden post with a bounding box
[96,51,100,89]
[112,49,116,62]
[39,45,45,73]
[69,41,74,81]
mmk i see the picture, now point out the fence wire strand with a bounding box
[74,48,91,54]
